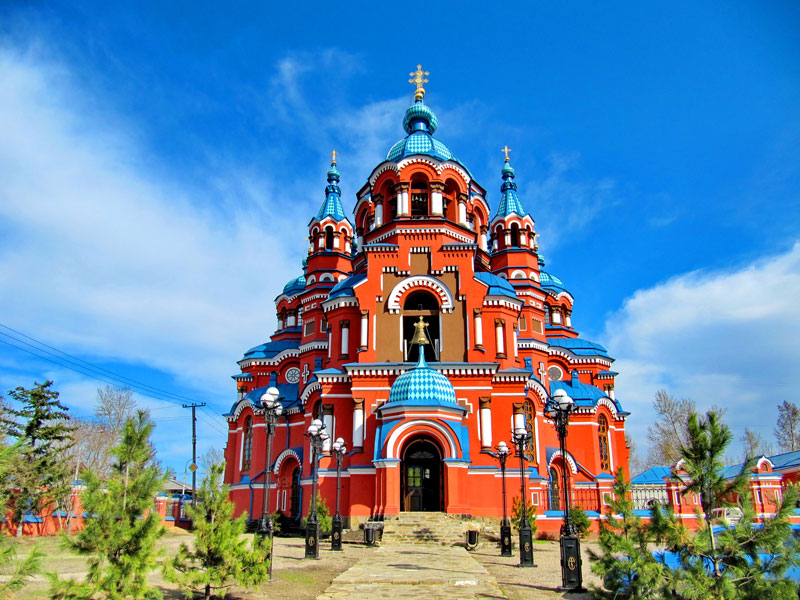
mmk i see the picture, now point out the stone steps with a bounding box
[381,512,470,546]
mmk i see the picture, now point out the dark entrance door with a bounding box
[401,438,442,511]
[290,466,301,519]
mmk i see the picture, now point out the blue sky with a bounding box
[1,1,798,475]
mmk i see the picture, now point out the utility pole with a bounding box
[182,402,206,506]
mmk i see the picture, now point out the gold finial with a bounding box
[330,149,338,165]
[501,145,512,162]
[409,64,429,101]
[410,315,430,346]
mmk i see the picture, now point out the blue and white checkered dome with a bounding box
[388,349,457,406]
[386,99,458,164]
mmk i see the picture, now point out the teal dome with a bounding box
[402,102,439,134]
[539,271,569,295]
[386,99,459,164]
[282,275,306,296]
[388,352,456,407]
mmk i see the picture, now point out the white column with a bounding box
[318,236,325,249]
[474,311,483,347]
[375,203,383,226]
[431,190,443,215]
[360,311,368,349]
[357,233,364,248]
[333,234,340,249]
[287,314,296,327]
[323,413,333,452]
[341,322,350,356]
[345,237,351,253]
[552,310,562,325]
[565,313,572,327]
[504,231,511,246]
[495,319,505,356]
[352,399,364,450]
[513,327,518,358]
[520,231,527,245]
[479,400,492,449]
[480,231,487,251]
[609,387,615,401]
[458,201,467,225]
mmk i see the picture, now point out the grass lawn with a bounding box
[4,529,370,599]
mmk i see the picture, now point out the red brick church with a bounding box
[223,67,631,532]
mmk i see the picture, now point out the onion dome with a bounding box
[494,155,528,218]
[311,153,349,223]
[386,99,457,163]
[387,350,457,407]
[282,274,306,296]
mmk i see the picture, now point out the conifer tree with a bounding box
[675,411,753,577]
[164,463,270,600]
[510,495,537,536]
[1,381,74,536]
[50,410,166,600]
[589,469,665,600]
[0,443,42,599]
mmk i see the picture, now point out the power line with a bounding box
[0,323,229,436]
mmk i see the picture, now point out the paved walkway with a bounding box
[316,543,506,600]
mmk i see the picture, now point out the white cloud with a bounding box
[605,242,800,455]
[0,47,304,399]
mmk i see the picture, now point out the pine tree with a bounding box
[675,411,753,577]
[510,495,537,536]
[164,463,270,600]
[50,410,166,600]
[589,468,666,600]
[1,381,74,537]
[0,444,43,599]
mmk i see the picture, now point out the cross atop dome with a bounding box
[501,145,512,162]
[330,149,338,165]
[409,64,429,101]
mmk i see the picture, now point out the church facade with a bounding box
[223,69,631,531]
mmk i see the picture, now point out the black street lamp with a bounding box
[494,441,512,557]
[545,388,584,591]
[511,426,534,567]
[259,387,283,582]
[331,437,347,551]
[304,418,328,559]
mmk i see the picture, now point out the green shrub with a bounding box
[570,506,591,538]
[511,495,537,537]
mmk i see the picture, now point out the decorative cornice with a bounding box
[386,275,455,314]
[238,348,300,368]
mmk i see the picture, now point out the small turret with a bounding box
[308,151,353,255]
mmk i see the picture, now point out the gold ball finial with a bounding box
[409,64,430,101]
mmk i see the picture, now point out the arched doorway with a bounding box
[401,437,443,511]
[549,466,561,511]
[403,290,440,362]
[289,466,301,519]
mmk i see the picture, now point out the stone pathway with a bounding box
[315,543,506,599]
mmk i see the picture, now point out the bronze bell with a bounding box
[410,315,430,345]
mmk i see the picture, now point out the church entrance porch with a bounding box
[401,437,443,512]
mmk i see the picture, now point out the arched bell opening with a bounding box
[402,289,440,362]
[401,436,444,512]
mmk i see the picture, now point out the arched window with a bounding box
[510,223,520,247]
[324,227,334,250]
[523,400,537,464]
[598,415,610,472]
[242,416,253,472]
[549,467,560,511]
[403,289,440,362]
[411,179,429,217]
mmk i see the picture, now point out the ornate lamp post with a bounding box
[545,388,584,591]
[495,441,512,557]
[331,437,347,551]
[512,426,534,567]
[304,418,328,559]
[259,387,283,582]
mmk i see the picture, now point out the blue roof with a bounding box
[547,337,611,358]
[242,339,299,360]
[225,382,301,416]
[631,466,671,485]
[549,371,626,413]
[384,350,462,411]
[474,272,519,299]
[329,273,367,299]
[494,160,528,218]
[539,270,569,295]
[762,449,800,470]
[282,275,306,296]
[545,446,595,478]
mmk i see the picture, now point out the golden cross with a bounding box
[408,64,429,100]
[501,145,512,161]
[330,149,338,165]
